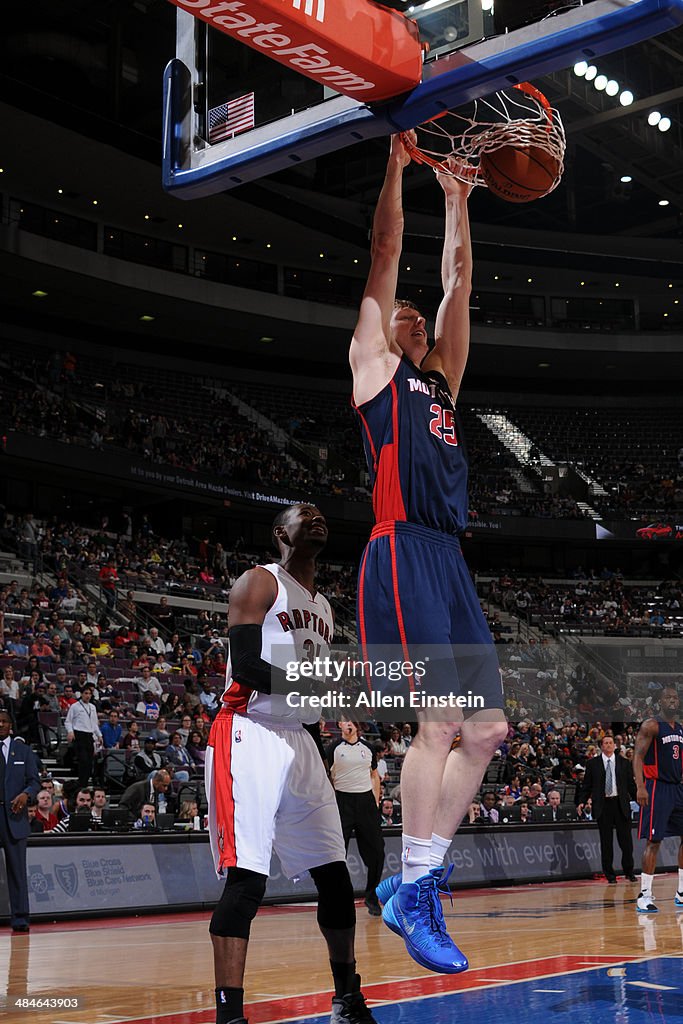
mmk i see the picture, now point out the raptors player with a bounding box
[206,503,377,1024]
[634,685,683,913]
[350,137,508,973]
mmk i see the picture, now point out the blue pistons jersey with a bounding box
[643,719,683,784]
[354,355,468,534]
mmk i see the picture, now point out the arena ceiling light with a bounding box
[605,80,619,97]
[659,199,670,206]
[619,90,634,106]
[594,74,608,91]
[620,175,632,183]
[658,117,672,132]
[139,314,156,321]
[584,65,598,81]
[648,110,662,126]
[32,290,48,298]
[573,61,588,76]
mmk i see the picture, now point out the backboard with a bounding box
[162,0,683,197]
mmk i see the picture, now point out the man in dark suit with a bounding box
[119,769,176,820]
[577,734,636,884]
[0,710,41,931]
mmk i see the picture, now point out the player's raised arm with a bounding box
[423,167,473,400]
[633,717,659,806]
[350,135,410,405]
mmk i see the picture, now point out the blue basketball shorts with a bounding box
[638,778,683,842]
[356,520,504,712]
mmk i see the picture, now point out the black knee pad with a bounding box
[309,861,356,930]
[209,867,267,938]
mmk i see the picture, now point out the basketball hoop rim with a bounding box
[399,81,562,187]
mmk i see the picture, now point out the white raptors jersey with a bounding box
[222,564,334,724]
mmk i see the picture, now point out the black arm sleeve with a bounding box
[228,623,290,695]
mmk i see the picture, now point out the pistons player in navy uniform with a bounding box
[350,136,507,974]
[634,684,683,912]
[206,504,377,1024]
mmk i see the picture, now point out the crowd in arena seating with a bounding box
[8,339,681,520]
[483,571,683,637]
[364,713,649,828]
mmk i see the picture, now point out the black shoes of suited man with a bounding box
[606,875,637,884]
[11,924,30,933]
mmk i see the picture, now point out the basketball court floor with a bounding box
[4,873,683,1024]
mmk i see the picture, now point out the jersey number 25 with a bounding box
[429,404,458,446]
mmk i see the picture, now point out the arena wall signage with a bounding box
[13,830,678,918]
[3,432,667,542]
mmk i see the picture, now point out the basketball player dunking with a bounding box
[633,684,683,913]
[350,136,508,973]
[206,504,377,1024]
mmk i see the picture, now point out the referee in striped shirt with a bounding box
[327,719,385,916]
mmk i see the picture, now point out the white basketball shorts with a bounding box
[206,707,346,879]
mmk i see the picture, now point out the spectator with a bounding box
[98,559,119,610]
[199,680,219,718]
[33,789,59,832]
[478,792,500,824]
[157,597,175,632]
[135,691,160,722]
[133,738,164,779]
[58,683,77,713]
[0,667,19,704]
[148,717,170,749]
[152,653,172,674]
[381,798,401,827]
[121,720,142,753]
[101,710,123,750]
[177,799,199,824]
[387,726,407,758]
[90,787,108,824]
[146,627,166,657]
[30,637,54,660]
[135,665,163,699]
[159,691,182,718]
[164,731,194,775]
[176,714,192,746]
[186,729,207,766]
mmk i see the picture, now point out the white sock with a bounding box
[678,869,683,894]
[401,834,431,884]
[640,872,654,896]
[429,833,452,871]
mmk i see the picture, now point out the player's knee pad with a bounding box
[309,861,356,930]
[209,867,267,938]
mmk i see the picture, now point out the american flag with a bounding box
[208,93,255,144]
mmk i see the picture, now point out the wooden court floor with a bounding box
[3,874,683,1024]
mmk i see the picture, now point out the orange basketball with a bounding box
[480,144,560,203]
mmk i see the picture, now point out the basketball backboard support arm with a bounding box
[162,0,683,198]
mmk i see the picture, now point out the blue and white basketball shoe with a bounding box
[381,865,468,974]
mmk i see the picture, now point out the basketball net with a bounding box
[400,82,566,196]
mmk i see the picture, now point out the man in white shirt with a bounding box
[135,665,163,699]
[146,628,166,657]
[85,661,100,689]
[64,685,103,786]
